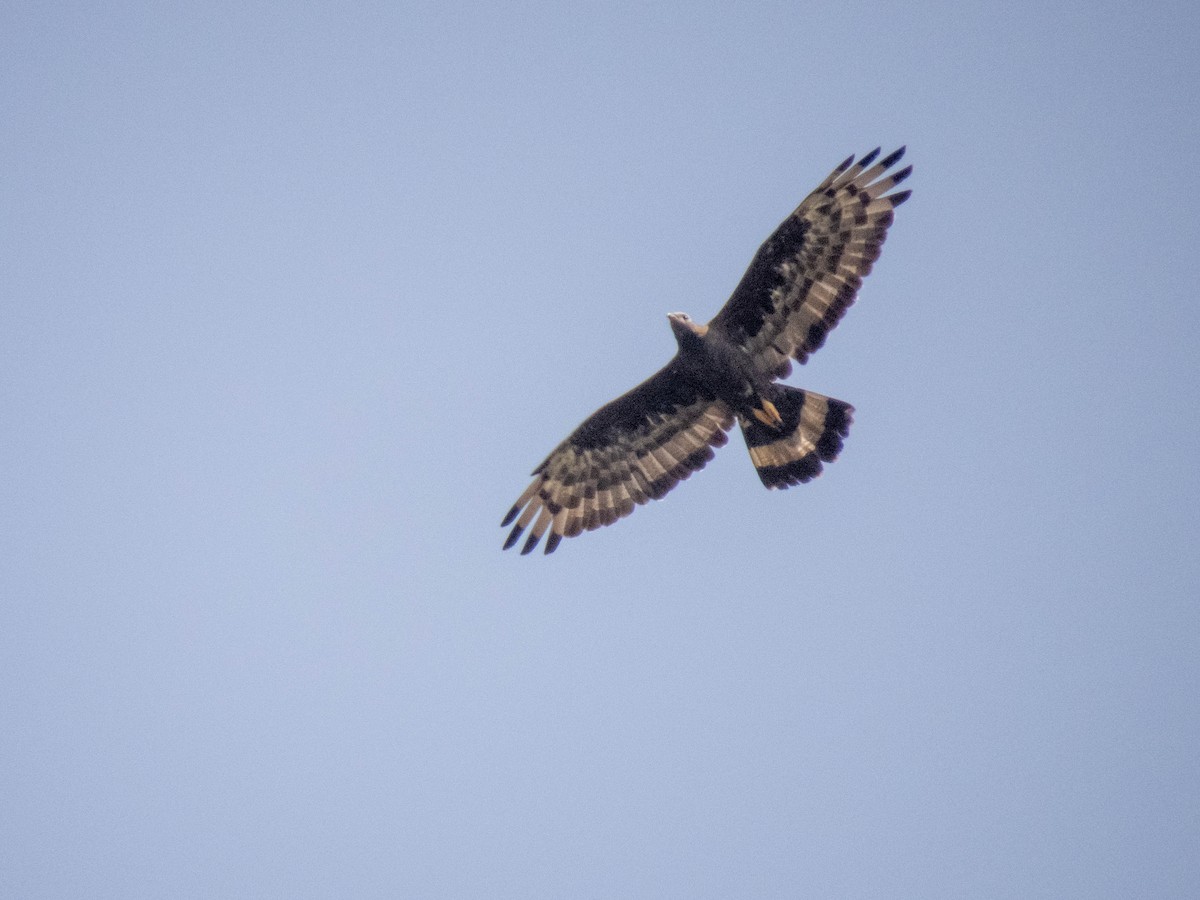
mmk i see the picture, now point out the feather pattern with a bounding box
[501,363,734,554]
[710,147,911,378]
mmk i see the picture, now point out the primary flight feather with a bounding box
[502,147,912,555]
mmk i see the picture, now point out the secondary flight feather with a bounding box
[502,147,912,554]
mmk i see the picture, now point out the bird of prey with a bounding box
[502,147,912,555]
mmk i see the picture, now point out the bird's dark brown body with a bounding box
[668,313,773,423]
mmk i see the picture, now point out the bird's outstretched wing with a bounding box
[710,147,912,378]
[501,362,734,555]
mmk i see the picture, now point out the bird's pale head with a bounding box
[668,311,708,341]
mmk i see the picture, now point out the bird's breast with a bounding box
[682,334,764,408]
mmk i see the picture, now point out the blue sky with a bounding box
[3,1,1199,897]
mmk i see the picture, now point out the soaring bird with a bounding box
[502,147,911,555]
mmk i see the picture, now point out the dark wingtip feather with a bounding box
[544,532,562,555]
[889,189,912,207]
[890,165,913,187]
[500,504,521,527]
[834,153,854,174]
[502,523,525,551]
[859,147,881,168]
[879,146,906,169]
[520,531,540,555]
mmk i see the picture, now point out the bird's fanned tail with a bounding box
[739,386,853,489]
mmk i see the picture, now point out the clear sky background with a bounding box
[3,1,1199,897]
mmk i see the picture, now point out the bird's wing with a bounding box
[501,361,734,555]
[709,147,911,379]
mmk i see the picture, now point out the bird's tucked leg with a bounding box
[751,399,783,429]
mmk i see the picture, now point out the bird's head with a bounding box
[667,311,708,342]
